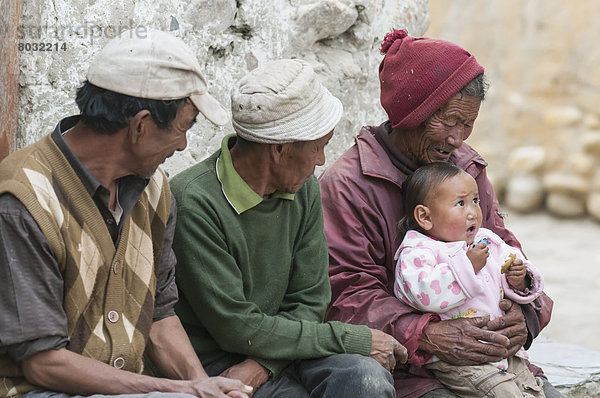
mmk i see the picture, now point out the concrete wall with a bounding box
[17,0,429,177]
[0,0,24,161]
[428,0,600,221]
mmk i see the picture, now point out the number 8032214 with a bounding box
[18,42,67,51]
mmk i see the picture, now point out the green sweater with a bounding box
[171,135,372,377]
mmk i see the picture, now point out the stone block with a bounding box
[542,106,583,127]
[508,146,546,174]
[294,0,358,49]
[546,192,586,218]
[583,113,600,129]
[582,132,600,157]
[567,153,596,178]
[348,0,430,47]
[505,174,544,213]
[184,0,237,33]
[543,173,589,196]
[592,171,600,191]
[587,192,600,222]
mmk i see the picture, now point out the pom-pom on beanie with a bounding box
[379,29,484,129]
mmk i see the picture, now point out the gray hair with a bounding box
[404,73,489,133]
[459,73,488,101]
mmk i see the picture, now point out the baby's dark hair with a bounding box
[398,162,464,238]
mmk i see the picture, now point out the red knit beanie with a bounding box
[379,29,484,129]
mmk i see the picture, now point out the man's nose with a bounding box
[177,135,188,152]
[315,150,326,166]
[446,127,464,148]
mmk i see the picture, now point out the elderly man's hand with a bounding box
[189,376,252,398]
[419,316,510,365]
[369,328,408,371]
[486,299,528,357]
[219,359,269,397]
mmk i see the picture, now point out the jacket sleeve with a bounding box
[173,189,371,378]
[320,173,439,367]
[472,165,553,346]
[395,246,478,312]
[497,244,545,304]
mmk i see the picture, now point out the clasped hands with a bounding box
[220,359,270,397]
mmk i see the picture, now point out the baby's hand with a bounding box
[466,241,489,273]
[506,259,527,291]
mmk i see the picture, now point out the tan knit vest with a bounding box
[0,134,171,397]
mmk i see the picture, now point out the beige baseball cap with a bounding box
[87,29,230,126]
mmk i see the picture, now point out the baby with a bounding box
[394,162,546,398]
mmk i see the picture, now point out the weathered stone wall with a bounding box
[17,0,429,177]
[428,0,600,221]
[0,0,23,161]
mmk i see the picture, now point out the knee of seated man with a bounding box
[330,354,394,396]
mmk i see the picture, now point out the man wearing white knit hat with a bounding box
[171,59,407,397]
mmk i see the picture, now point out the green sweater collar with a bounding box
[216,134,294,214]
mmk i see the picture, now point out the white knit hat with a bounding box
[231,59,343,143]
[87,29,230,126]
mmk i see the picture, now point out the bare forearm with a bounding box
[21,349,192,396]
[145,315,208,380]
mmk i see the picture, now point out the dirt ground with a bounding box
[504,212,600,351]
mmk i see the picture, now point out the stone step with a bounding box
[528,336,600,397]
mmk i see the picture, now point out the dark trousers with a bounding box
[205,353,395,398]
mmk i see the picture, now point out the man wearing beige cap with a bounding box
[171,59,407,397]
[0,30,251,398]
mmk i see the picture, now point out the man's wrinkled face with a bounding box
[406,94,481,166]
[275,131,334,193]
[136,100,199,177]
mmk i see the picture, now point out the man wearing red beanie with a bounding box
[319,30,562,397]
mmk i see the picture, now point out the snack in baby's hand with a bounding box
[501,253,517,274]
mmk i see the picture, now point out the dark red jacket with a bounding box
[319,124,553,397]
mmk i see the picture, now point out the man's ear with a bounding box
[128,110,152,144]
[414,204,433,231]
